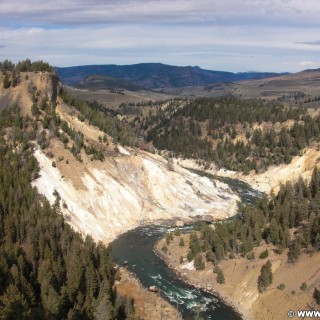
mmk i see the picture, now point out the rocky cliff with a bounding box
[0,71,239,243]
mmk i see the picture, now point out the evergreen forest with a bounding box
[185,171,320,270]
[126,97,320,173]
[0,97,135,319]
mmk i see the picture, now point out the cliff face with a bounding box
[32,145,239,243]
[0,71,59,115]
[0,71,239,243]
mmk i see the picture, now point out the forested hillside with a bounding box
[157,169,320,304]
[0,60,138,319]
[56,63,287,89]
[59,89,138,150]
[125,97,320,173]
[199,173,319,260]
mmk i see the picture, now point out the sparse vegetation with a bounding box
[162,244,168,254]
[0,59,54,73]
[213,265,225,284]
[300,282,308,292]
[165,232,173,245]
[60,89,138,147]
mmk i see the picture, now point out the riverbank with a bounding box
[154,236,251,320]
[175,147,320,194]
[155,233,320,320]
[115,267,182,320]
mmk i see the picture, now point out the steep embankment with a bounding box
[32,144,239,243]
[176,147,320,194]
[0,71,58,116]
[0,71,239,244]
[218,147,320,193]
[0,72,237,244]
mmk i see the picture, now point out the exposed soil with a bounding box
[115,267,181,320]
[155,233,320,320]
[176,146,320,194]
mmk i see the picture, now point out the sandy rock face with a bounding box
[33,148,239,243]
[176,148,320,194]
[0,72,59,116]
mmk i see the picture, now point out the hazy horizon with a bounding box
[55,62,292,74]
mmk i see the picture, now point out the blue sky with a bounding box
[0,0,320,72]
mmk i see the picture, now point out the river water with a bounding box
[111,175,263,320]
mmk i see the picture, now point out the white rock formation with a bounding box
[33,148,239,243]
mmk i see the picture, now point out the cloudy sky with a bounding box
[1,0,320,72]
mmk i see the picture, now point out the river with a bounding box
[111,175,263,320]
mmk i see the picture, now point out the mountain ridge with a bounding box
[56,63,289,89]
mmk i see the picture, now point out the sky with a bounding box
[1,0,320,72]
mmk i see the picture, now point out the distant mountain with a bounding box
[56,63,288,90]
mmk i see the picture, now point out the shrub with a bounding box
[161,244,168,254]
[47,151,54,158]
[300,282,307,292]
[165,232,173,245]
[259,249,269,259]
[217,270,225,284]
[187,250,194,262]
[213,265,221,274]
[278,283,285,291]
[313,288,320,305]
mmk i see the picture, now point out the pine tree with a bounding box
[3,72,11,89]
[288,239,301,263]
[94,291,115,320]
[194,254,205,270]
[216,270,225,284]
[258,260,273,293]
[0,284,31,320]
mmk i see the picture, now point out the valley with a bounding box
[0,60,320,319]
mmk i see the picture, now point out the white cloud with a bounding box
[299,61,315,67]
[1,0,320,71]
[1,0,320,25]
